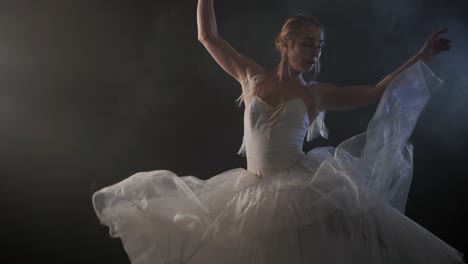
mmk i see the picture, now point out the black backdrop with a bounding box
[1,0,467,262]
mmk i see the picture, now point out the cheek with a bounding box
[289,47,305,61]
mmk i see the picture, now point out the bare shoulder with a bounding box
[243,61,267,83]
[240,62,268,91]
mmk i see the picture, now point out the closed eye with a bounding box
[303,43,324,49]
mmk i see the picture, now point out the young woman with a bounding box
[92,0,465,263]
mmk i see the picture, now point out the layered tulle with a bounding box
[92,61,465,264]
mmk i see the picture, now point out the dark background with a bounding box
[1,0,467,263]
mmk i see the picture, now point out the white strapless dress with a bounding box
[92,61,465,264]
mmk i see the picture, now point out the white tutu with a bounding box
[93,61,465,264]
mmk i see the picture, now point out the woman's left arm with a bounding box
[315,29,451,111]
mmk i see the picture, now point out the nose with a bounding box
[310,46,320,56]
[310,42,322,55]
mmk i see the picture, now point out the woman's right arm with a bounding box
[197,0,262,84]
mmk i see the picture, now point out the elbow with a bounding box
[197,35,210,43]
[197,33,219,43]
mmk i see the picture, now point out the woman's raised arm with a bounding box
[313,29,451,111]
[197,0,263,84]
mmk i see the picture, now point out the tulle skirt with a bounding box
[92,62,465,264]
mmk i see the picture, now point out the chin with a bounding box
[292,64,314,73]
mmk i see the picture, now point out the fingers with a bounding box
[437,37,452,51]
[441,42,452,51]
[436,28,448,35]
[429,28,448,40]
[439,37,452,43]
[440,44,451,51]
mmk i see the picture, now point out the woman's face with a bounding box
[287,24,324,73]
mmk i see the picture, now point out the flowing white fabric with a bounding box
[92,61,465,264]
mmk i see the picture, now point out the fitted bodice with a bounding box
[243,96,310,176]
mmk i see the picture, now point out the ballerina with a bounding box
[92,0,465,263]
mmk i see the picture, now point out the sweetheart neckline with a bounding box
[249,95,311,125]
[247,72,317,110]
[252,95,309,111]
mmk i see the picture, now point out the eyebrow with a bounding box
[303,37,324,42]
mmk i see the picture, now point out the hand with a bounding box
[418,29,452,62]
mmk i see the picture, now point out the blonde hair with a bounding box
[236,14,325,107]
[276,14,325,83]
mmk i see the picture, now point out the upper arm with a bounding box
[313,82,378,111]
[199,35,264,84]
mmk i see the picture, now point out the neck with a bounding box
[275,63,303,82]
[274,64,306,84]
